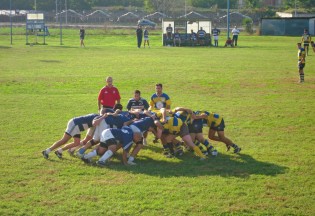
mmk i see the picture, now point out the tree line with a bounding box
[1,0,314,11]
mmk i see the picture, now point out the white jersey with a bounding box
[232,28,240,35]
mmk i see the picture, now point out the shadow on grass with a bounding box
[39,60,62,63]
[104,152,288,179]
[0,46,12,49]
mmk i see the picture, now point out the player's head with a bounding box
[113,103,123,111]
[134,90,141,100]
[155,83,163,94]
[304,29,308,33]
[106,76,113,86]
[297,42,302,48]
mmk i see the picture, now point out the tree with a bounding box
[284,0,315,8]
[190,0,238,9]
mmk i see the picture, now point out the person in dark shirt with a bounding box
[80,27,85,47]
[212,26,221,47]
[166,24,173,40]
[126,90,149,111]
[136,25,143,48]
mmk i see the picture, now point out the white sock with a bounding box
[99,150,113,162]
[128,156,134,163]
[57,148,63,153]
[84,150,97,159]
[45,148,51,154]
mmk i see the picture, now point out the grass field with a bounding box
[0,27,315,215]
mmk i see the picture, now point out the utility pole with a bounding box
[10,0,12,45]
[227,0,230,39]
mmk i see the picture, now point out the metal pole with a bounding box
[294,0,297,17]
[59,0,62,45]
[227,0,230,39]
[10,0,12,45]
[56,0,58,23]
[65,0,67,24]
[35,0,37,11]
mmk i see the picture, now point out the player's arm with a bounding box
[92,114,107,127]
[154,120,164,139]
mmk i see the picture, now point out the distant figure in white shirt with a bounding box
[231,26,240,47]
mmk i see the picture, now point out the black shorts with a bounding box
[298,63,305,70]
[188,119,203,133]
[210,119,225,131]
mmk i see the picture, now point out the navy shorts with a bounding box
[298,63,305,70]
[210,119,225,131]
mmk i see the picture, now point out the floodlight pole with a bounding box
[227,0,230,39]
[59,0,63,45]
[10,0,12,45]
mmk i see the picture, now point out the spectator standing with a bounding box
[166,24,173,40]
[143,27,150,48]
[80,26,85,47]
[231,26,240,46]
[98,76,121,112]
[136,25,143,48]
[212,26,221,47]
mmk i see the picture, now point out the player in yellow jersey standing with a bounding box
[297,43,306,83]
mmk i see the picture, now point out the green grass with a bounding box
[0,28,315,215]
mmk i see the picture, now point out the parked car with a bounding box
[137,19,156,28]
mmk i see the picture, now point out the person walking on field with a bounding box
[80,26,85,47]
[98,76,121,113]
[136,25,143,48]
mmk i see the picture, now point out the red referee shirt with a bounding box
[98,86,121,108]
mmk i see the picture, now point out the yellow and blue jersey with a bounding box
[194,111,222,127]
[163,117,183,135]
[205,112,223,128]
[302,33,311,44]
[149,93,171,110]
[298,48,306,63]
[172,110,192,125]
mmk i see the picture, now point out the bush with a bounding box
[242,17,253,34]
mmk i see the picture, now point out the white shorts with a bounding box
[129,125,143,135]
[100,129,115,143]
[214,35,219,40]
[144,36,149,40]
[65,119,82,137]
[93,120,109,142]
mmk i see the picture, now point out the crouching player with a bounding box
[127,117,163,164]
[157,116,206,159]
[41,113,99,159]
[196,111,241,153]
[189,111,217,156]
